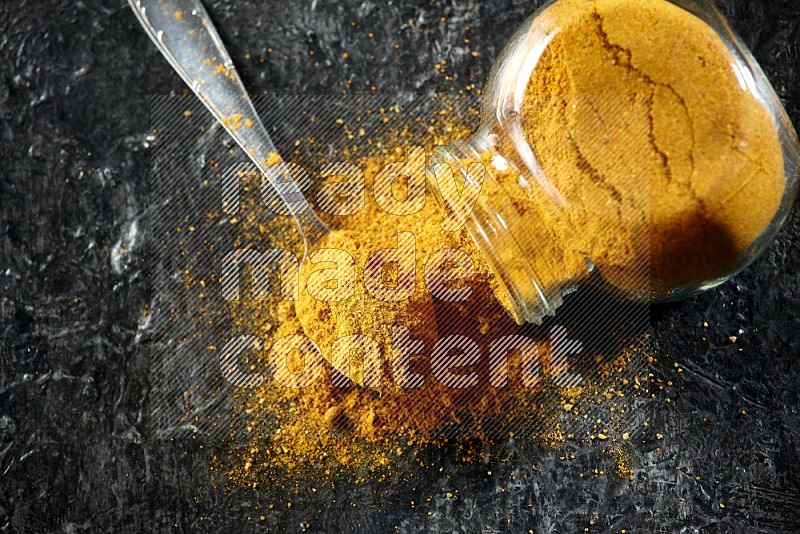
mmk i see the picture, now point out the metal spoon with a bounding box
[128,0,329,256]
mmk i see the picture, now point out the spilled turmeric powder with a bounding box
[211,99,661,488]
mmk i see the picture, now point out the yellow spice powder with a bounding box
[501,0,785,297]
[220,139,652,482]
[212,0,788,480]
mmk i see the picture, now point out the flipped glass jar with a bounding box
[430,0,800,324]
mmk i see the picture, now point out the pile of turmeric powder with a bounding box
[213,100,657,486]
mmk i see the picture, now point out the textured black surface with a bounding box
[1,0,800,532]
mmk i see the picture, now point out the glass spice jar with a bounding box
[430,0,800,324]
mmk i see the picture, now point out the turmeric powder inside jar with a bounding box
[479,0,786,302]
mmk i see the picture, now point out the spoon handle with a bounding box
[128,0,329,252]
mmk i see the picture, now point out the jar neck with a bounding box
[429,135,568,325]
